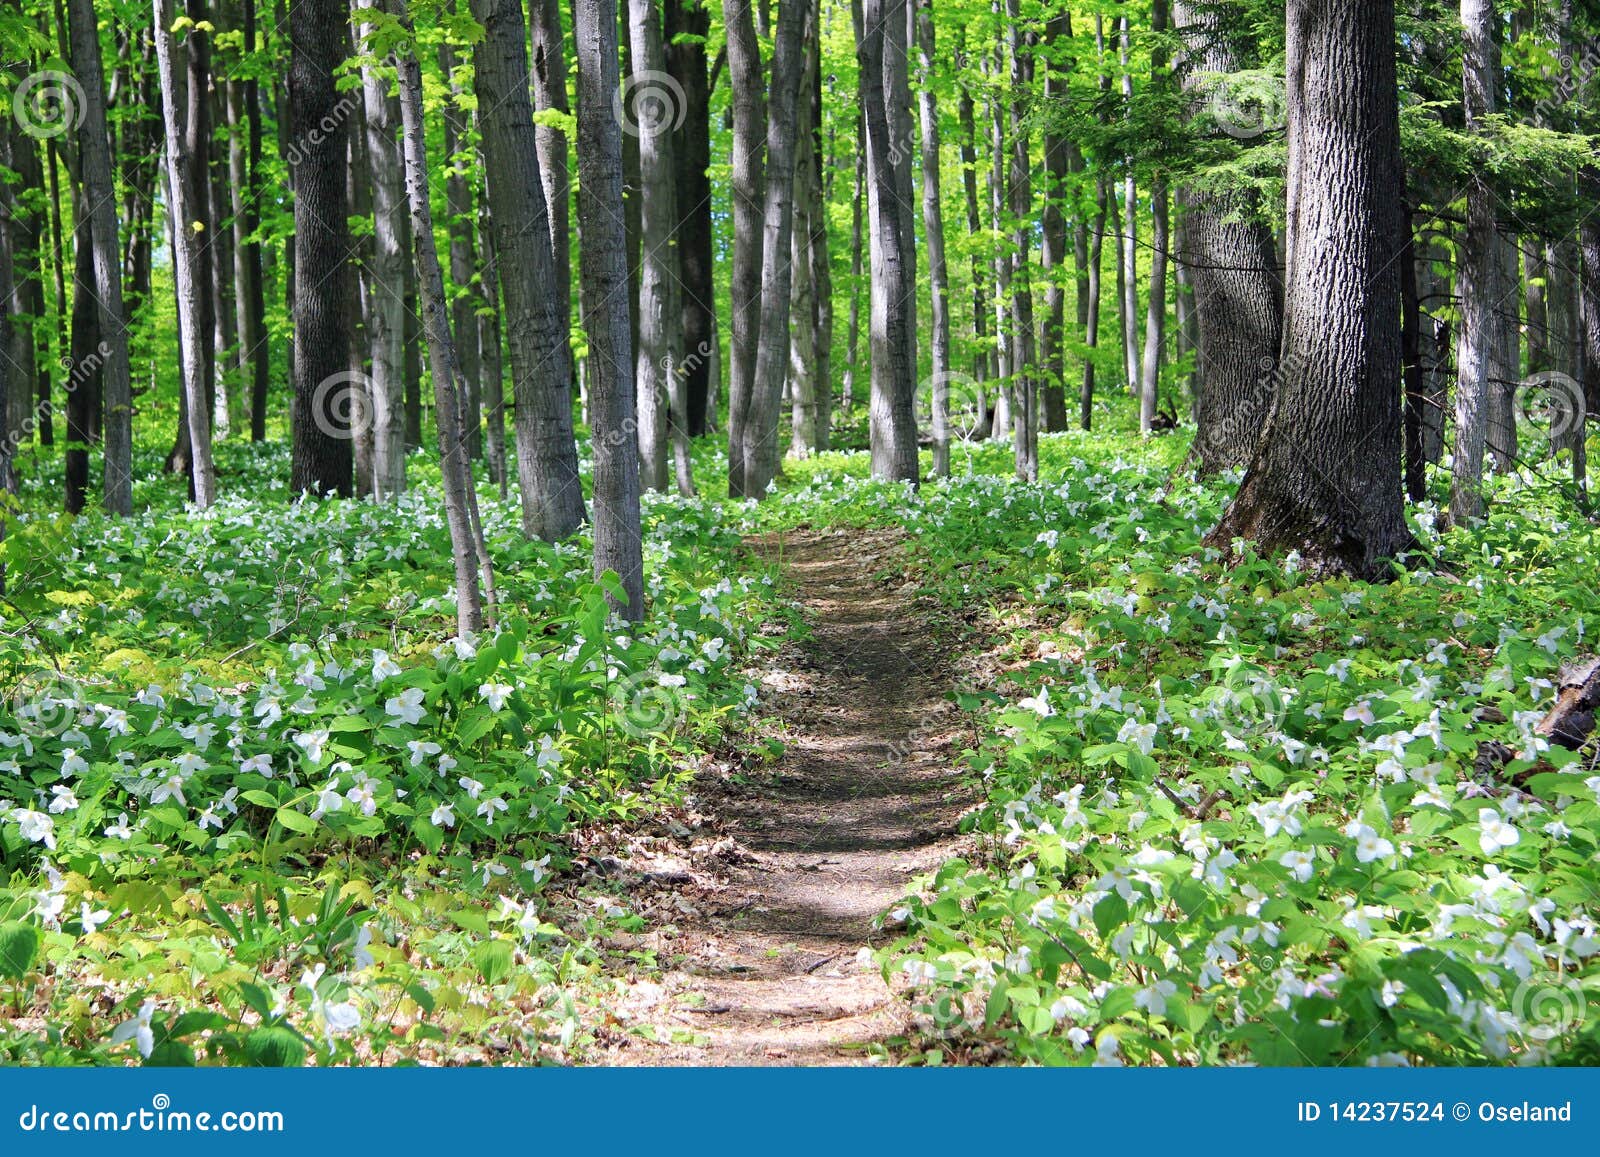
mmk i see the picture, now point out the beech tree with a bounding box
[574,0,645,618]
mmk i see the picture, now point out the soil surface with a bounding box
[608,527,974,1065]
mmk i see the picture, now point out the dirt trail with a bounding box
[610,527,973,1065]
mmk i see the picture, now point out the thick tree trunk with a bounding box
[185,0,217,436]
[1005,1,1036,480]
[842,112,864,413]
[477,173,509,499]
[1450,0,1498,524]
[66,0,134,514]
[1174,0,1283,473]
[736,0,808,497]
[788,16,823,461]
[1136,0,1170,436]
[1118,16,1140,395]
[917,0,952,477]
[472,0,587,539]
[722,0,765,496]
[346,110,375,499]
[242,0,269,441]
[988,66,1011,440]
[1487,231,1520,471]
[575,0,646,618]
[286,0,352,496]
[664,0,716,437]
[1205,0,1410,580]
[395,34,489,638]
[862,0,919,482]
[357,0,407,499]
[155,0,219,507]
[958,79,992,388]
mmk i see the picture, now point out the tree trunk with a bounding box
[988,64,1011,440]
[1450,0,1498,524]
[440,37,482,461]
[626,0,678,494]
[1005,0,1036,480]
[242,0,268,441]
[1205,0,1410,580]
[664,0,716,436]
[575,0,646,618]
[395,30,489,638]
[1039,9,1071,433]
[357,0,407,499]
[917,0,952,477]
[788,14,822,461]
[736,0,808,497]
[154,0,219,507]
[185,0,217,436]
[958,78,993,389]
[1174,0,1283,473]
[862,0,919,482]
[287,0,353,496]
[478,170,509,499]
[1118,16,1140,395]
[66,0,134,514]
[472,0,587,539]
[722,0,765,496]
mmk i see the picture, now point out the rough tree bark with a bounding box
[575,0,646,619]
[664,0,716,436]
[472,0,587,539]
[1174,0,1283,474]
[66,0,134,514]
[1137,0,1170,435]
[722,0,766,496]
[1205,0,1411,580]
[287,0,353,496]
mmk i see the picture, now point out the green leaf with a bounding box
[274,807,318,834]
[0,922,40,981]
[472,939,515,986]
[243,1026,306,1067]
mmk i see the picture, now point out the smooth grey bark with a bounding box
[1005,0,1036,480]
[477,170,509,500]
[575,0,646,619]
[65,0,134,514]
[1137,0,1170,435]
[1174,0,1284,473]
[153,0,217,507]
[1450,0,1498,525]
[287,0,353,496]
[788,15,823,460]
[626,0,680,494]
[439,38,482,461]
[1039,8,1071,433]
[472,0,586,540]
[395,33,489,638]
[737,0,808,497]
[958,76,993,389]
[722,0,765,495]
[1207,0,1410,580]
[529,0,572,363]
[1118,15,1140,395]
[1487,232,1520,471]
[184,0,216,443]
[988,59,1011,440]
[357,0,407,499]
[861,0,920,482]
[917,0,952,477]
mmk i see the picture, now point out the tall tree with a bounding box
[574,0,645,618]
[861,0,919,482]
[1137,0,1170,436]
[722,0,765,496]
[288,0,353,495]
[1175,0,1283,474]
[1206,0,1410,579]
[472,0,587,539]
[916,0,953,477]
[394,25,490,637]
[663,0,715,436]
[65,0,134,514]
[439,34,482,460]
[357,0,407,499]
[1449,0,1499,525]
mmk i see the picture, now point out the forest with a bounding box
[0,0,1596,1070]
